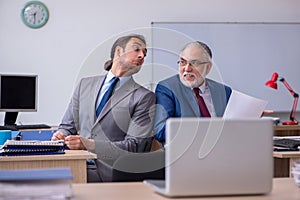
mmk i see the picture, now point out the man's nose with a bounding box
[184,63,193,71]
[137,51,145,59]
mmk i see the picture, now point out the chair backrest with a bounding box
[150,139,163,151]
[112,150,165,182]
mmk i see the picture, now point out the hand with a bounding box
[51,131,66,141]
[261,110,274,117]
[65,135,86,150]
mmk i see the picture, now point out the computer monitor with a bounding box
[0,74,38,125]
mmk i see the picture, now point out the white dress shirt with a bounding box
[197,83,217,117]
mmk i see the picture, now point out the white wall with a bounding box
[0,0,299,126]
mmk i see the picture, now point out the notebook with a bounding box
[0,140,65,156]
[144,118,273,197]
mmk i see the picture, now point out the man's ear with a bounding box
[206,62,212,74]
[115,46,123,58]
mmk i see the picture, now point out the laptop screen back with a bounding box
[164,118,273,197]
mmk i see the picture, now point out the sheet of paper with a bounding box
[223,90,268,119]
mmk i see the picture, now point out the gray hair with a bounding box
[180,41,212,61]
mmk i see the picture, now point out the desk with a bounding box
[273,125,300,177]
[274,151,300,177]
[72,178,299,200]
[0,150,96,183]
[274,125,300,136]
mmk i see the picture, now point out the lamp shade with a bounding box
[265,72,278,89]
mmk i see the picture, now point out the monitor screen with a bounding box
[0,74,37,125]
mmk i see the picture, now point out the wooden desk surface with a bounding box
[274,151,300,159]
[274,125,300,131]
[274,125,300,137]
[72,178,299,200]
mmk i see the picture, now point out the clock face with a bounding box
[21,1,49,29]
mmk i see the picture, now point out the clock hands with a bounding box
[32,12,37,24]
[25,7,37,24]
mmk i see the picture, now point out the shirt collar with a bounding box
[199,82,207,94]
[105,70,115,83]
[106,70,131,87]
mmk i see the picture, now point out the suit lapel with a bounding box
[183,86,200,116]
[91,76,106,124]
[207,79,226,117]
[94,77,138,124]
[176,75,199,116]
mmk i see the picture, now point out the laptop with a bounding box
[144,118,273,197]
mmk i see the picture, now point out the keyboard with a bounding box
[273,138,300,149]
[0,125,18,131]
[16,124,51,130]
[0,124,51,131]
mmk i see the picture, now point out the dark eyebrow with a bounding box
[132,42,144,46]
[132,42,147,54]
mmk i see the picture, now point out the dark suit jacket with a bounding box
[154,74,232,143]
[58,75,156,181]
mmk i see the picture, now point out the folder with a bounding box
[0,168,73,199]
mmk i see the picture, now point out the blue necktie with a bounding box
[96,77,119,117]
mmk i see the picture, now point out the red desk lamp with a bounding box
[265,72,299,125]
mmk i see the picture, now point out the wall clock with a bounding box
[21,1,49,29]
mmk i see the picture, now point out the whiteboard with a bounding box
[151,22,300,111]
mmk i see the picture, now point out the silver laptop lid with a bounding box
[164,118,273,197]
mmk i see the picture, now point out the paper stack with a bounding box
[0,168,74,199]
[0,140,65,156]
[292,162,300,187]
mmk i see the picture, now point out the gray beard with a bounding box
[179,75,205,88]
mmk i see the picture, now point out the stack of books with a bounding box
[0,140,65,156]
[292,162,300,187]
[0,168,74,199]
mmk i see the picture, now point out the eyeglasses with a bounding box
[177,59,209,68]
